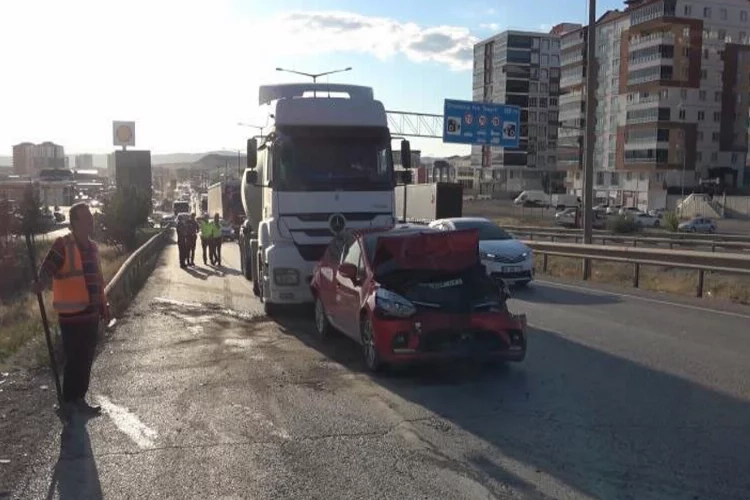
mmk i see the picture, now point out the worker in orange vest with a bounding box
[32,202,110,418]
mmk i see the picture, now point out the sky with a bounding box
[0,0,623,158]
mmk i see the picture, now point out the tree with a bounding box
[18,185,43,236]
[96,187,151,251]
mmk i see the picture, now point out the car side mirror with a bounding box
[339,263,358,281]
[247,138,258,168]
[244,170,258,186]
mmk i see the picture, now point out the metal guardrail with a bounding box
[105,229,170,317]
[503,224,750,243]
[511,229,750,253]
[524,241,750,298]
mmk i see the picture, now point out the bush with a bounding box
[96,187,151,251]
[607,215,641,234]
[663,211,680,232]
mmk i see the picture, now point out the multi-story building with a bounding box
[564,0,750,209]
[12,142,65,177]
[472,28,577,193]
[75,154,94,170]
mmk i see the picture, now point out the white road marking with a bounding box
[97,395,158,449]
[533,279,750,320]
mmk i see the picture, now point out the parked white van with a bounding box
[550,194,581,210]
[513,190,550,207]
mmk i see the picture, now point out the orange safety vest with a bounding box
[52,234,99,314]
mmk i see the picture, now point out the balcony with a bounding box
[629,1,676,28]
[628,32,675,51]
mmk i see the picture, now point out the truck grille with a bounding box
[296,244,328,262]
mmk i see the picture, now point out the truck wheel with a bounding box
[250,240,260,296]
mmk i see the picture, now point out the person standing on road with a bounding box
[32,202,110,418]
[210,213,223,266]
[176,216,187,268]
[199,215,213,266]
[185,213,199,266]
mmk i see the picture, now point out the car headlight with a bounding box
[375,288,416,318]
[480,251,495,260]
[520,250,533,259]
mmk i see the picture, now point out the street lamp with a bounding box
[275,67,352,83]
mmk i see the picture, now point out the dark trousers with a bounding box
[177,236,186,266]
[60,320,99,403]
[187,236,196,264]
[201,237,209,264]
[211,237,222,265]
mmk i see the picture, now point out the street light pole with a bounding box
[275,67,352,83]
[582,0,597,280]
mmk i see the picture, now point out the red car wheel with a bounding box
[360,315,382,373]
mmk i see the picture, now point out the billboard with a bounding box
[442,99,520,148]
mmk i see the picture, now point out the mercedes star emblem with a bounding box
[329,214,346,234]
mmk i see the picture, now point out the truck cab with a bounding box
[239,83,412,314]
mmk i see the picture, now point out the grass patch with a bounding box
[535,256,750,305]
[0,229,160,366]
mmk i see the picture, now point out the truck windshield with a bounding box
[273,126,393,191]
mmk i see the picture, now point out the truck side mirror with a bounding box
[400,140,412,169]
[244,170,258,186]
[396,170,412,185]
[246,138,258,169]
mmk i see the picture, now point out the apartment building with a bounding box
[12,141,66,177]
[75,154,94,170]
[563,0,750,210]
[471,29,575,193]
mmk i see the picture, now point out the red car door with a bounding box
[318,236,346,329]
[335,238,364,339]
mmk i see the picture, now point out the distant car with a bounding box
[648,208,667,219]
[606,205,623,215]
[220,220,235,241]
[634,213,660,228]
[53,210,66,223]
[310,225,527,372]
[619,207,643,217]
[678,216,716,233]
[429,217,533,286]
[554,208,578,228]
[594,203,610,213]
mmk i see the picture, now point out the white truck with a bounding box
[239,83,412,314]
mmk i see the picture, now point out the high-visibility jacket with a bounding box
[52,234,100,314]
[200,220,213,239]
[209,222,222,238]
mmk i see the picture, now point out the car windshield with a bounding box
[452,220,513,241]
[273,126,393,192]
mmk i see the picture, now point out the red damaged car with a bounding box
[310,225,527,372]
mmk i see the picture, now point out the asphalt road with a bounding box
[9,236,750,499]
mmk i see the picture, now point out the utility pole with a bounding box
[582,0,597,279]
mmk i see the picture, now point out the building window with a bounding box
[698,111,705,121]
[679,109,686,120]
[597,172,604,185]
[718,30,726,41]
[550,68,560,78]
[712,132,719,142]
[742,11,748,22]
[681,88,688,99]
[715,91,722,102]
[529,97,537,107]
[626,172,633,181]
[550,83,559,92]
[528,111,537,122]
[711,152,718,162]
[532,38,540,48]
[701,69,707,79]
[704,7,711,18]
[714,111,721,122]
[611,172,619,186]
[696,152,702,162]
[698,131,704,141]
[684,4,692,16]
[551,55,559,65]
[720,8,728,20]
[699,90,706,101]
[531,53,539,64]
[549,97,558,106]
[542,39,550,51]
[540,82,549,93]
[541,68,549,80]
[541,54,549,66]
[530,81,539,93]
[704,48,709,59]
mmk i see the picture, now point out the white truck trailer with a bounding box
[238,83,413,314]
